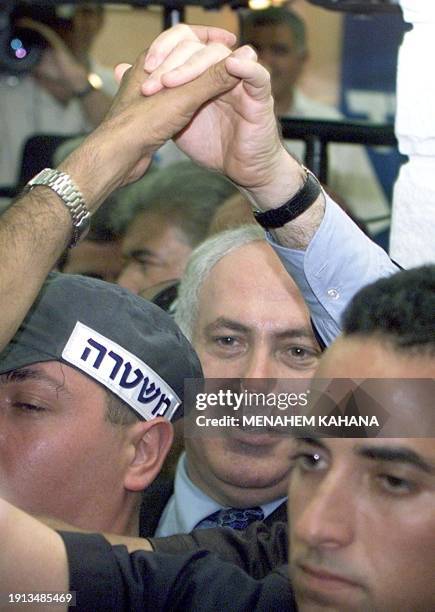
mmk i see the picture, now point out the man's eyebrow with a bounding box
[0,368,71,396]
[204,319,317,341]
[295,436,329,452]
[129,248,156,260]
[204,318,251,335]
[357,445,435,474]
[274,328,318,343]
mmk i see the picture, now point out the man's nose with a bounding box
[116,263,143,295]
[256,50,273,72]
[293,470,356,550]
[241,346,274,380]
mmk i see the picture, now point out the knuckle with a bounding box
[208,62,230,88]
[209,42,232,56]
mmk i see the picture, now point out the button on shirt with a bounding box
[155,453,286,537]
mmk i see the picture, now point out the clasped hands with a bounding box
[61,24,300,214]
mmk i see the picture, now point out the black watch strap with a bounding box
[253,170,322,229]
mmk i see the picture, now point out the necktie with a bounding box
[195,506,264,530]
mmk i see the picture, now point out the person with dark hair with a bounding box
[1,265,434,611]
[0,272,201,535]
[240,7,307,115]
[55,191,124,281]
[239,7,390,231]
[341,264,435,352]
[116,161,237,294]
[316,264,435,379]
[0,21,432,611]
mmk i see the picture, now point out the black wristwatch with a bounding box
[253,168,322,229]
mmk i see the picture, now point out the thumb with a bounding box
[176,56,240,110]
[114,63,132,84]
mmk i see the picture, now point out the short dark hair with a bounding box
[239,7,307,54]
[342,265,435,356]
[105,392,141,427]
[112,161,237,248]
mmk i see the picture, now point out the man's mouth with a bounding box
[296,562,362,593]
[228,424,284,447]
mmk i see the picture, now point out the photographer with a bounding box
[0,4,116,186]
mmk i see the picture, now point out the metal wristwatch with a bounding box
[25,168,91,248]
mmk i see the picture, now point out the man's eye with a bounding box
[378,474,416,495]
[14,402,46,413]
[214,336,238,347]
[133,256,149,267]
[289,347,309,358]
[291,452,325,472]
[271,45,292,56]
[284,346,320,367]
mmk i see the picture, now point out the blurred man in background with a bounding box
[116,161,236,294]
[240,7,390,232]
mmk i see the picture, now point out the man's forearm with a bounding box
[0,189,71,352]
[79,89,114,127]
[242,149,326,250]
[38,515,152,553]
[0,499,69,608]
[150,521,288,579]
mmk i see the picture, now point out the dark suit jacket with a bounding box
[139,472,288,539]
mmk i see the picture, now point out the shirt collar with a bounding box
[156,452,287,536]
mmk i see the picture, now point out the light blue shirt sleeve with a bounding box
[268,195,399,346]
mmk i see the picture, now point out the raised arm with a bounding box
[0,50,240,352]
[140,25,399,344]
[0,498,69,611]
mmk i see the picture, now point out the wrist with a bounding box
[240,149,307,211]
[58,122,152,212]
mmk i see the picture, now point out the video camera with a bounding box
[0,2,78,75]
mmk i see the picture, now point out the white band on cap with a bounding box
[62,321,181,421]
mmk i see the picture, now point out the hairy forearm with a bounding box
[80,89,114,127]
[0,189,71,351]
[0,499,69,609]
[243,148,326,250]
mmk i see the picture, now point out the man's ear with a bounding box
[123,418,174,492]
[296,50,309,75]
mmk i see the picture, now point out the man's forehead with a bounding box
[316,336,435,378]
[202,242,305,301]
[1,361,60,378]
[301,437,435,464]
[244,22,296,42]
